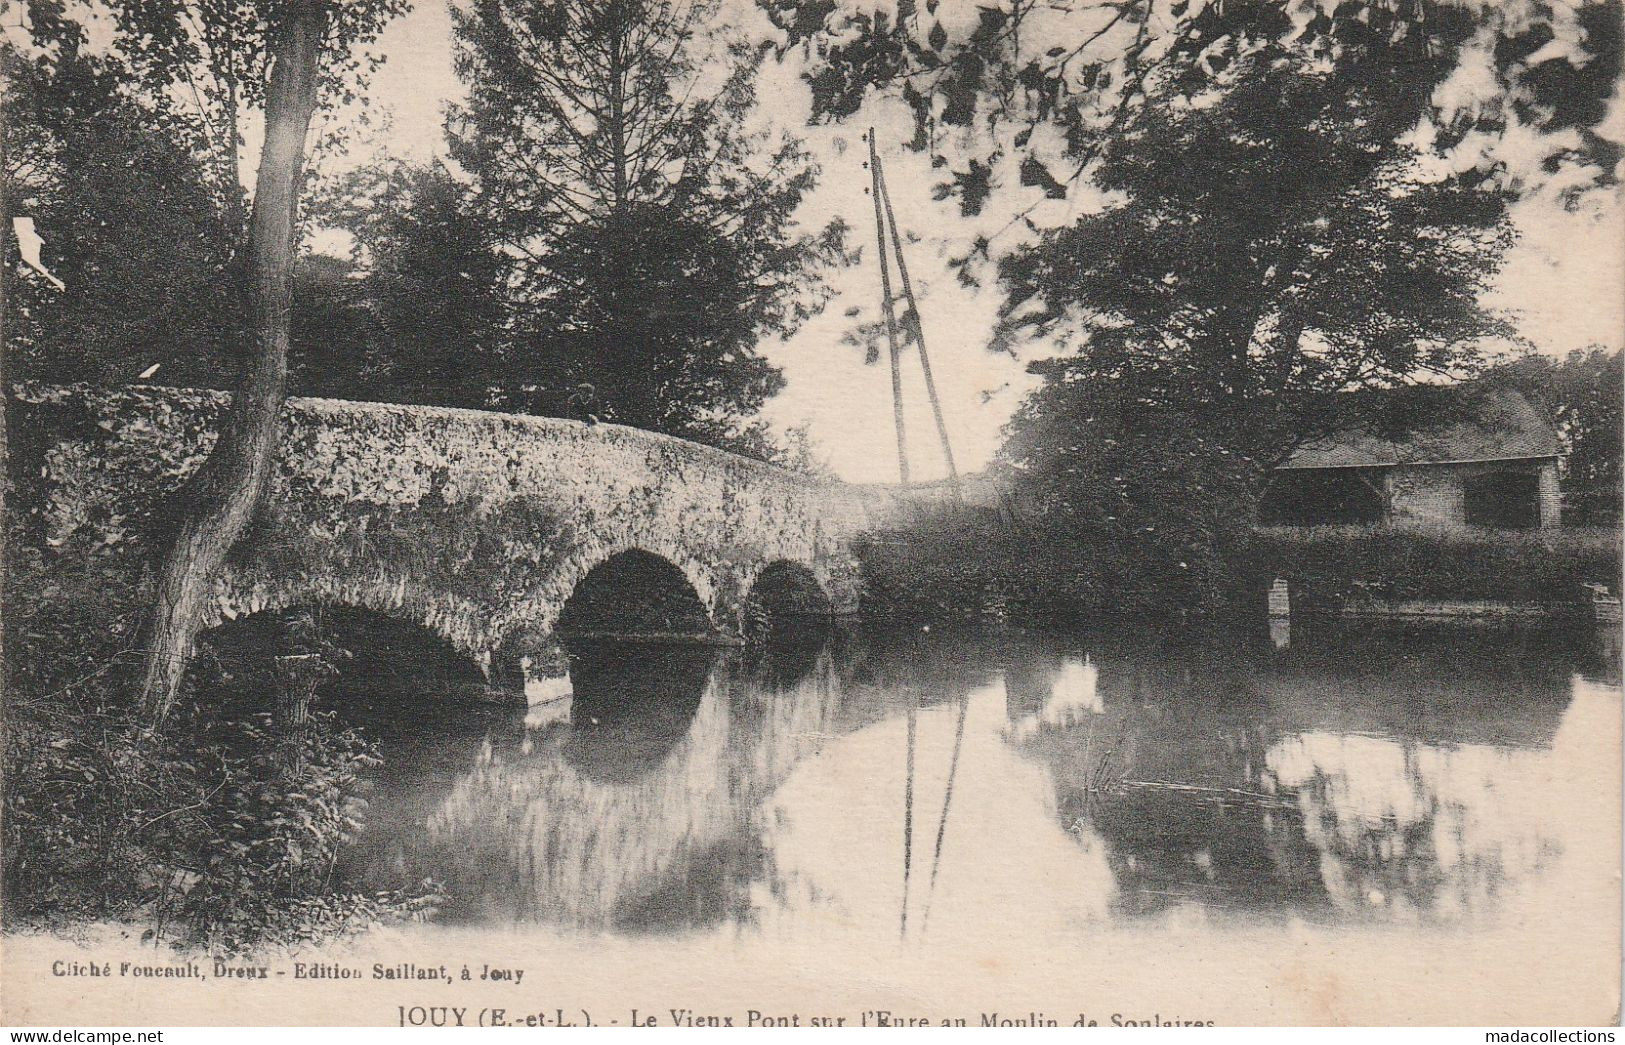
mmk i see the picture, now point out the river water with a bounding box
[10,621,1618,1025]
[316,621,1622,1023]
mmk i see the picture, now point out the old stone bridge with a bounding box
[17,384,912,693]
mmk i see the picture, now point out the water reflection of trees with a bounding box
[338,622,1596,934]
[356,626,1009,933]
[1009,630,1578,924]
[396,635,847,930]
[1009,647,1326,917]
[1265,731,1565,922]
[739,618,836,693]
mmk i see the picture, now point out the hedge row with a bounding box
[1250,524,1622,608]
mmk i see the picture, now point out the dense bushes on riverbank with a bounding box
[856,503,1622,627]
[2,543,437,949]
[854,502,1253,627]
[854,506,1097,625]
[1251,524,1623,610]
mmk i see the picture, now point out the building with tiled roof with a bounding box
[1262,389,1562,529]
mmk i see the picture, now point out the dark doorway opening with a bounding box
[1259,470,1386,525]
[1464,470,1541,529]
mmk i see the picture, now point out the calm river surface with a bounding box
[336,622,1621,943]
[11,621,1618,1024]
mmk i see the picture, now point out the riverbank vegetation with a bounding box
[2,541,439,950]
[855,507,1092,625]
[857,512,1624,629]
[1251,524,1623,612]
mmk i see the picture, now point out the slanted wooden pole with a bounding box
[875,151,960,488]
[920,692,969,932]
[868,130,910,485]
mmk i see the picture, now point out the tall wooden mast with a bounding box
[866,131,960,489]
[868,129,910,485]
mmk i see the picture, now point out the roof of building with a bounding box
[1276,389,1561,471]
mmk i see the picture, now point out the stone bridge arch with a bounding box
[196,599,490,714]
[206,569,494,669]
[555,548,715,638]
[19,384,899,701]
[741,560,835,635]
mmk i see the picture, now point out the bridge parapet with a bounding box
[15,383,889,687]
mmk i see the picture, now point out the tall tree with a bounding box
[451,0,845,452]
[297,160,507,408]
[768,0,1620,435]
[139,0,406,717]
[992,5,1521,612]
[999,4,1516,457]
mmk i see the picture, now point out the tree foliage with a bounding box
[1487,347,1624,524]
[992,4,1523,613]
[770,0,1621,230]
[1000,3,1517,454]
[450,0,846,452]
[4,4,236,386]
[295,161,507,408]
[106,0,411,229]
[4,0,414,390]
[773,0,1621,615]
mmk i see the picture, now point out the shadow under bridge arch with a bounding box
[194,604,493,722]
[552,550,722,780]
[743,560,834,641]
[556,549,717,643]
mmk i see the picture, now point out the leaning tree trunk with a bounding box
[140,1,329,719]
